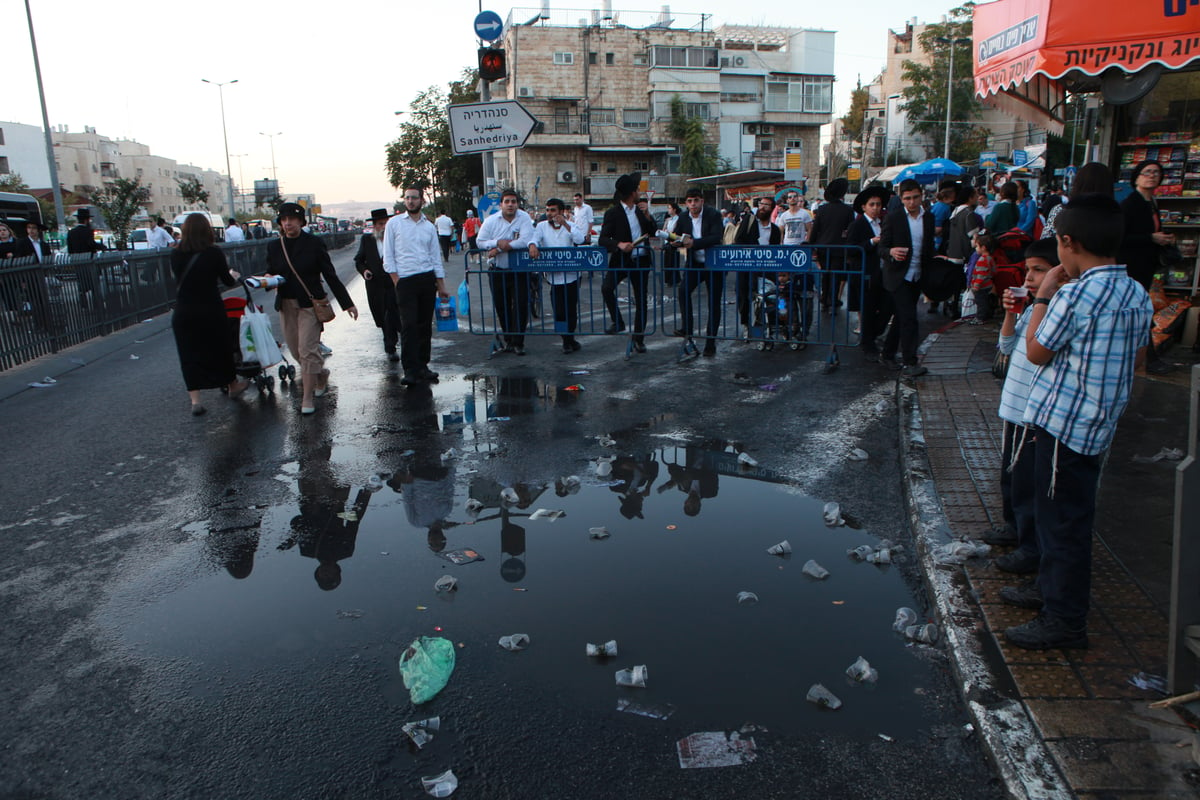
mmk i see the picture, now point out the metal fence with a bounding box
[1169,363,1200,694]
[0,233,356,372]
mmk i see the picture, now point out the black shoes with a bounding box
[562,340,582,354]
[1146,359,1175,375]
[605,323,626,335]
[983,525,1018,546]
[400,372,420,386]
[1004,613,1087,650]
[672,328,690,338]
[999,582,1044,609]
[513,346,526,356]
[995,549,1040,574]
[702,340,716,357]
[386,351,400,362]
[632,341,647,354]
[419,367,439,382]
[902,364,928,378]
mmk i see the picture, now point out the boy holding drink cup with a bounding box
[991,240,1058,609]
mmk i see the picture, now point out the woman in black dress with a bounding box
[171,213,247,415]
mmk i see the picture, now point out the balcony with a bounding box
[746,151,785,171]
[527,112,589,147]
[587,174,668,196]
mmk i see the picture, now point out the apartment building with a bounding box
[0,120,231,219]
[495,6,834,204]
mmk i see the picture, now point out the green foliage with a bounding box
[668,96,717,178]
[385,68,482,219]
[840,84,870,144]
[87,177,151,250]
[899,3,989,162]
[176,176,209,207]
[0,174,29,193]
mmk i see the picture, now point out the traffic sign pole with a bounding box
[472,10,506,192]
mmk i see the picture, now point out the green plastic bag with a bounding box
[399,636,456,705]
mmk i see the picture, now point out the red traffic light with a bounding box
[478,47,506,81]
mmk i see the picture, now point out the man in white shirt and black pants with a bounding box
[434,211,454,262]
[477,189,538,355]
[383,188,450,385]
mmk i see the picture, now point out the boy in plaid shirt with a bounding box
[1005,195,1153,650]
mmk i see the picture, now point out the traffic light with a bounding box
[478,47,506,82]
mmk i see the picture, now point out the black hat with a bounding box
[76,207,92,221]
[852,185,892,214]
[369,208,391,223]
[614,172,641,198]
[825,178,849,202]
[277,202,306,222]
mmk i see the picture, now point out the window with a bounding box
[0,156,8,174]
[633,161,649,172]
[553,52,574,65]
[589,162,600,173]
[622,109,649,130]
[588,52,597,65]
[606,162,617,173]
[605,52,615,65]
[720,92,760,103]
[589,108,616,126]
[652,46,717,68]
[760,138,774,151]
[632,51,648,66]
[785,139,803,149]
[0,128,5,145]
[765,75,833,113]
[685,102,711,120]
[653,100,715,120]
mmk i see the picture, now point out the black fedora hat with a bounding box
[852,185,892,214]
[614,172,641,198]
[369,208,391,223]
[276,202,306,222]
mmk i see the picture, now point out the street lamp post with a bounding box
[935,36,972,161]
[260,132,282,182]
[230,154,248,213]
[201,78,238,220]
[23,0,65,236]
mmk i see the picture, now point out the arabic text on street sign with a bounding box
[449,101,539,155]
[474,11,504,42]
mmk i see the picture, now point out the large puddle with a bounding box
[112,408,939,743]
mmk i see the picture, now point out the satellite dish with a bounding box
[1061,69,1102,94]
[1101,64,1162,105]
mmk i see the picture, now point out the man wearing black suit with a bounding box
[878,179,933,377]
[598,172,657,352]
[671,188,725,356]
[354,208,401,361]
[66,207,106,310]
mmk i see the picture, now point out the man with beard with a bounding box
[354,208,401,362]
[382,189,450,385]
[477,189,539,355]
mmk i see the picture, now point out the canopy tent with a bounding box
[973,0,1200,132]
[892,158,965,185]
[864,163,920,186]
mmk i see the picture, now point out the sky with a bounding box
[6,0,965,205]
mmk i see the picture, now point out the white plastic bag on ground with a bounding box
[239,304,283,367]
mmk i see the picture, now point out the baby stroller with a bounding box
[750,274,807,351]
[223,284,295,394]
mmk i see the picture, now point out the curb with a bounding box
[897,380,1074,800]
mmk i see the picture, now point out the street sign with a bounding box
[448,101,539,155]
[1013,149,1029,167]
[979,151,999,169]
[474,11,503,42]
[708,245,814,272]
[784,147,804,182]
[1065,165,1078,181]
[847,167,861,181]
[477,190,501,217]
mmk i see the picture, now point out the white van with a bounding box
[172,212,227,240]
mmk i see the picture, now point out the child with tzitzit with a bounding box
[968,233,998,324]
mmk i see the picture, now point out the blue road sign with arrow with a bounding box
[474,11,503,42]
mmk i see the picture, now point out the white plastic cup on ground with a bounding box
[615,665,648,687]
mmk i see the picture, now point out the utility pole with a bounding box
[201,78,238,218]
[24,0,64,235]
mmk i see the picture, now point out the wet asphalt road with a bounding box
[0,242,1004,799]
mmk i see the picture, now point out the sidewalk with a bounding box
[902,318,1200,799]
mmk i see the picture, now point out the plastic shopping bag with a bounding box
[456,279,470,317]
[239,304,283,366]
[436,297,459,332]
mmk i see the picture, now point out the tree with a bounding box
[668,95,717,178]
[176,176,209,208]
[385,68,482,219]
[840,83,870,147]
[87,177,151,250]
[899,4,989,162]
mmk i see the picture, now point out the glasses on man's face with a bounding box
[404,195,421,201]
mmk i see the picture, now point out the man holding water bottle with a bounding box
[383,188,451,386]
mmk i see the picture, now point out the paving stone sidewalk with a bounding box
[911,319,1199,798]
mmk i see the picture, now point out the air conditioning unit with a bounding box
[759,124,773,135]
[732,56,746,67]
[745,123,758,135]
[873,125,886,135]
[518,87,534,98]
[557,170,575,184]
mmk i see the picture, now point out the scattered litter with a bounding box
[416,606,427,611]
[440,448,458,463]
[569,370,589,375]
[381,551,390,556]
[420,770,458,797]
[892,607,919,632]
[529,508,566,521]
[336,510,359,522]
[399,449,416,458]
[677,731,757,769]
[964,723,975,734]
[367,475,385,491]
[439,549,485,565]
[806,683,842,710]
[594,456,614,477]
[848,448,869,461]
[336,609,364,620]
[399,636,456,704]
[832,600,845,605]
[498,633,531,651]
[615,665,648,688]
[596,434,616,447]
[847,545,874,561]
[665,524,677,530]
[846,656,879,683]
[823,502,845,527]
[802,560,830,580]
[28,380,57,388]
[1132,447,1185,463]
[736,591,759,605]
[617,698,675,720]
[1128,671,1169,695]
[500,487,519,504]
[587,640,618,657]
[874,398,891,414]
[737,452,759,467]
[766,539,791,556]
[142,318,154,324]
[904,623,939,644]
[589,526,610,540]
[129,354,140,360]
[465,498,484,514]
[564,384,584,392]
[561,475,581,489]
[512,588,528,592]
[867,549,892,565]
[70,358,86,365]
[878,733,894,743]
[757,383,779,392]
[933,540,991,565]
[434,575,458,593]
[492,416,511,421]
[402,716,441,749]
